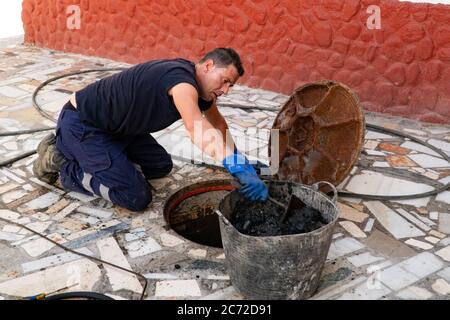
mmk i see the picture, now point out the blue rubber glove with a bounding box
[223,151,268,202]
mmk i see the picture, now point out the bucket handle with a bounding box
[311,181,338,204]
[215,209,231,226]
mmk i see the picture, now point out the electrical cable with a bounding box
[0,215,148,300]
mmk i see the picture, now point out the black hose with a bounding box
[43,291,115,300]
[0,67,449,199]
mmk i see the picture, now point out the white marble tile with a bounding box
[21,247,93,273]
[438,212,450,234]
[436,191,450,206]
[431,279,450,295]
[76,206,113,219]
[429,211,439,220]
[346,171,434,197]
[53,202,81,220]
[439,176,450,185]
[126,237,162,259]
[347,252,384,267]
[365,201,425,239]
[66,191,97,202]
[373,162,390,168]
[364,140,379,150]
[1,189,28,204]
[0,183,18,195]
[339,221,366,238]
[215,253,225,260]
[0,168,25,184]
[365,132,396,140]
[0,231,25,242]
[424,127,450,135]
[405,239,433,250]
[22,192,61,210]
[395,208,431,232]
[364,218,375,233]
[400,141,440,157]
[430,230,446,239]
[337,281,391,300]
[435,245,450,262]
[379,264,420,291]
[437,267,450,282]
[332,233,344,239]
[0,259,101,297]
[0,209,20,220]
[25,221,53,234]
[327,237,365,260]
[365,150,386,156]
[396,286,434,300]
[20,233,65,257]
[0,85,28,98]
[408,154,449,168]
[144,273,179,280]
[312,276,367,300]
[390,197,431,208]
[188,249,207,258]
[97,237,143,293]
[424,236,441,244]
[160,232,185,247]
[155,280,202,297]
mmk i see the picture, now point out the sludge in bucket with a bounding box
[215,181,340,300]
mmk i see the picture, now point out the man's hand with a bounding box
[223,151,268,202]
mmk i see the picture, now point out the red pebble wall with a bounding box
[22,0,450,123]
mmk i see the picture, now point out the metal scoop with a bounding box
[267,194,305,223]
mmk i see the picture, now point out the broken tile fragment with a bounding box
[327,237,365,260]
[405,239,433,250]
[126,237,161,259]
[396,286,434,300]
[438,212,450,234]
[435,245,450,262]
[97,237,143,293]
[188,249,207,258]
[155,280,202,297]
[160,232,185,247]
[21,247,93,273]
[20,233,65,258]
[22,192,61,210]
[431,279,450,296]
[337,203,368,223]
[0,259,101,297]
[76,206,113,219]
[365,201,425,239]
[386,155,416,167]
[347,252,384,267]
[339,221,366,238]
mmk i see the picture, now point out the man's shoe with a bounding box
[33,143,67,184]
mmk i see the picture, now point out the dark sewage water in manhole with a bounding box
[165,186,231,248]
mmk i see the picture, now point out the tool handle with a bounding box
[311,181,338,204]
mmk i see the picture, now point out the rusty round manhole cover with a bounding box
[269,80,365,189]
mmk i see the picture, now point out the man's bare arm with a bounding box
[169,83,234,161]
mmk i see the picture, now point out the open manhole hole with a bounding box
[164,180,236,248]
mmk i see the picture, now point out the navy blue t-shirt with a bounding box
[75,58,213,136]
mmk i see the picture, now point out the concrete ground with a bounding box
[0,45,449,300]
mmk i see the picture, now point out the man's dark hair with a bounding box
[200,48,245,76]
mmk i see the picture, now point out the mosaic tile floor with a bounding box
[0,45,449,300]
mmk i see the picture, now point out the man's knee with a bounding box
[115,186,152,212]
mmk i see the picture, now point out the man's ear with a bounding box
[204,59,215,72]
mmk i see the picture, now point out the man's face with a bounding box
[197,59,240,101]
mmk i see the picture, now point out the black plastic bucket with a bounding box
[216,181,339,300]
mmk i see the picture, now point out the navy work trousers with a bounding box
[55,103,173,211]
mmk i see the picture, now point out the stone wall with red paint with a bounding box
[22,0,450,123]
